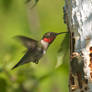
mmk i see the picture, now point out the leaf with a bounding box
[56,34,69,67]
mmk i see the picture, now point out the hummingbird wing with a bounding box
[15,36,38,49]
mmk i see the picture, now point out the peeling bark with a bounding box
[64,0,92,92]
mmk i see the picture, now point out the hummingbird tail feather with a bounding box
[11,61,22,70]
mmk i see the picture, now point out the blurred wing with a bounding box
[15,36,38,49]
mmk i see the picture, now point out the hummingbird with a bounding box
[11,32,68,70]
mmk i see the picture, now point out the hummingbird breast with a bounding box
[34,47,44,60]
[40,40,49,50]
[20,46,44,64]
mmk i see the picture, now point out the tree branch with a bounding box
[64,0,92,92]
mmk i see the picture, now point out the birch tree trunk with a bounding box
[64,0,92,92]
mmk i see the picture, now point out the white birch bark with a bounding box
[64,0,92,92]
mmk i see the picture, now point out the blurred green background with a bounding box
[0,0,69,92]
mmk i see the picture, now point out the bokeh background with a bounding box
[0,0,69,92]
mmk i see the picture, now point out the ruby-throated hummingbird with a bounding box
[12,32,68,70]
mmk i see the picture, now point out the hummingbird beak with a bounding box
[55,32,68,36]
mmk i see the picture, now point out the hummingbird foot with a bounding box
[33,60,39,64]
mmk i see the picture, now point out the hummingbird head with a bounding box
[41,32,68,50]
[42,32,67,44]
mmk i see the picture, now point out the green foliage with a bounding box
[0,78,7,92]
[0,0,69,92]
[1,0,12,12]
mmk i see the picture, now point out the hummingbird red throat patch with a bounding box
[43,37,55,43]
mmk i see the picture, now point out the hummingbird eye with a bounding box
[44,35,49,38]
[43,32,56,39]
[50,33,56,37]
